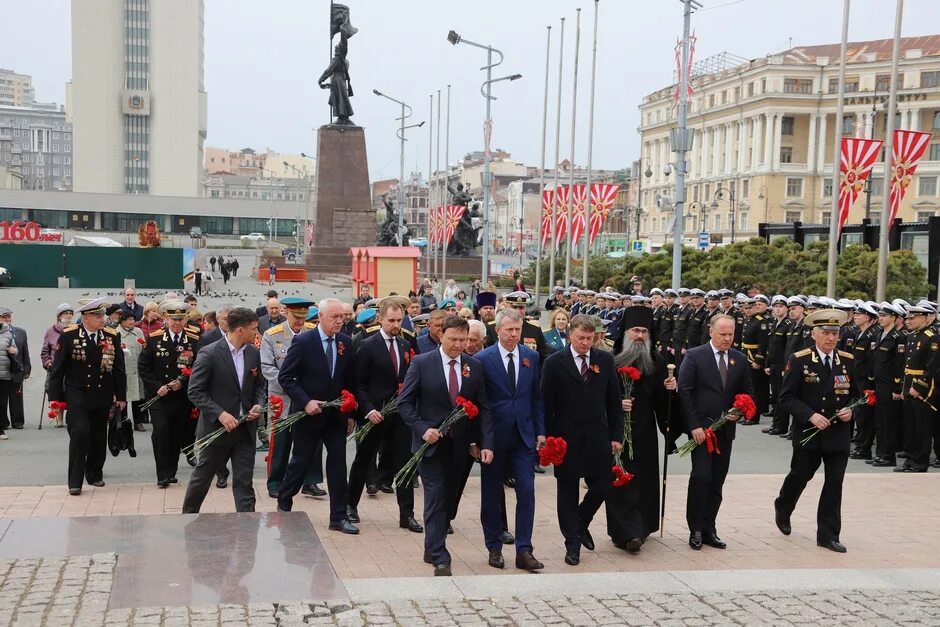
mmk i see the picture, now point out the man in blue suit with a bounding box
[277,298,358,534]
[416,309,447,354]
[678,313,754,551]
[399,315,494,576]
[476,309,545,571]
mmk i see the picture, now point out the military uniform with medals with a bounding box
[897,303,939,473]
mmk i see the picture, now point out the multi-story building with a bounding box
[0,104,73,191]
[0,69,35,107]
[371,173,429,240]
[67,0,207,196]
[204,147,315,179]
[638,36,940,246]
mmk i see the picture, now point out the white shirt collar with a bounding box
[379,329,396,343]
[570,345,589,363]
[816,347,833,362]
[439,346,460,367]
[224,335,245,355]
[497,343,518,362]
[710,342,726,356]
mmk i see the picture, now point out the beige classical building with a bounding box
[204,147,314,180]
[0,69,36,107]
[638,36,940,245]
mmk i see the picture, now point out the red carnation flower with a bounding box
[863,389,876,406]
[611,464,634,487]
[190,408,200,421]
[455,396,479,419]
[137,337,146,345]
[538,436,567,466]
[339,389,358,413]
[48,410,57,419]
[617,366,642,381]
[180,367,193,377]
[732,394,757,420]
[268,395,284,419]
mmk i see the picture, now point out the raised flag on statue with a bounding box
[838,137,883,234]
[889,129,932,228]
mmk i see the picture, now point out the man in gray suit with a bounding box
[0,307,30,429]
[183,307,266,513]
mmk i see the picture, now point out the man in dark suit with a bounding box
[416,309,446,354]
[348,298,422,533]
[541,314,623,566]
[678,313,754,550]
[399,315,494,577]
[775,309,858,553]
[193,303,234,487]
[277,298,358,533]
[0,307,30,429]
[477,309,545,571]
[182,307,265,513]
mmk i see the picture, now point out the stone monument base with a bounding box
[423,255,484,281]
[314,125,374,248]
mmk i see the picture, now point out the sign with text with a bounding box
[0,221,42,242]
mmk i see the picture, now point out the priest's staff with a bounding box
[660,363,676,538]
[37,389,47,430]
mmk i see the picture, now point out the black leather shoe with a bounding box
[871,458,895,467]
[762,426,779,434]
[168,477,178,484]
[447,523,454,535]
[624,538,643,554]
[703,532,726,549]
[268,490,278,498]
[400,516,423,533]
[741,419,759,426]
[579,528,595,551]
[488,549,505,569]
[499,530,515,545]
[931,459,940,469]
[328,519,360,535]
[68,488,82,496]
[346,505,360,523]
[302,484,327,497]
[849,450,871,460]
[366,484,378,495]
[215,476,227,489]
[533,465,546,474]
[774,505,791,536]
[818,539,847,553]
[433,563,452,577]
[379,483,394,494]
[503,477,516,488]
[864,458,877,465]
[783,433,793,440]
[423,550,432,564]
[897,451,907,459]
[689,532,703,550]
[564,549,580,565]
[515,551,544,571]
[157,480,169,489]
[91,480,105,488]
[12,424,23,430]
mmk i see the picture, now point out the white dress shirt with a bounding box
[816,348,834,366]
[439,346,462,394]
[318,326,337,377]
[224,335,246,390]
[710,342,730,370]
[379,329,400,364]
[498,342,519,387]
[569,345,589,370]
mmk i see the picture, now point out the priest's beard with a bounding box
[615,335,655,375]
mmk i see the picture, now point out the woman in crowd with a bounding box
[543,308,569,353]
[41,303,73,428]
[137,302,163,335]
[456,289,470,310]
[117,311,147,432]
[187,308,204,331]
[457,307,474,321]
[443,279,460,299]
[0,319,20,440]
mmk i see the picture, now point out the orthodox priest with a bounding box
[606,306,678,552]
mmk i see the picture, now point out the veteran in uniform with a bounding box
[137,300,200,488]
[774,309,858,553]
[48,298,127,495]
[486,292,548,362]
[260,297,325,497]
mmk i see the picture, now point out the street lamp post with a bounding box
[283,160,312,256]
[374,90,425,246]
[756,185,769,227]
[688,201,706,240]
[447,29,521,286]
[711,186,737,244]
[633,158,654,249]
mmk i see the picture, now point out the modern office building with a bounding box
[638,36,940,246]
[0,69,36,107]
[0,104,73,191]
[67,0,207,197]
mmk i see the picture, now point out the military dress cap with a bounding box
[595,293,608,301]
[816,297,835,308]
[677,288,690,296]
[475,291,497,309]
[735,293,749,303]
[878,301,905,317]
[690,288,706,297]
[629,295,646,304]
[907,300,937,315]
[0,306,12,317]
[305,307,319,321]
[606,292,622,300]
[381,295,412,311]
[79,297,110,315]
[593,317,612,332]
[411,313,430,326]
[805,308,849,330]
[664,289,678,297]
[281,296,315,311]
[915,299,938,312]
[855,302,879,317]
[105,304,122,316]
[649,288,664,296]
[787,296,808,308]
[356,308,377,325]
[806,296,825,310]
[438,299,458,310]
[363,298,382,309]
[159,300,189,320]
[553,286,564,293]
[504,291,531,305]
[835,298,855,311]
[718,289,734,298]
[705,290,719,299]
[583,290,597,297]
[771,295,788,306]
[754,294,770,305]
[56,303,74,316]
[892,298,911,311]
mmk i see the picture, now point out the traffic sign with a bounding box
[698,232,710,250]
[631,240,643,252]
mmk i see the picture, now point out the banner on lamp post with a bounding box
[888,129,932,228]
[838,137,883,234]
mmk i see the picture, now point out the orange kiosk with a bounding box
[350,246,420,296]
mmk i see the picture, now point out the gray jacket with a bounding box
[0,323,15,381]
[8,326,30,383]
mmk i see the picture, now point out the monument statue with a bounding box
[376,194,410,247]
[320,4,358,126]
[446,182,481,256]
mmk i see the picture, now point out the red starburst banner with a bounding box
[443,205,466,245]
[554,185,569,248]
[889,129,932,228]
[428,206,438,246]
[838,137,883,234]
[540,189,555,248]
[589,183,621,244]
[570,184,588,245]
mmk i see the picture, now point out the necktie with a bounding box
[560,332,567,347]
[389,338,398,376]
[90,332,97,346]
[507,352,516,394]
[448,359,459,404]
[718,350,728,388]
[578,354,589,381]
[823,354,832,379]
[325,337,334,378]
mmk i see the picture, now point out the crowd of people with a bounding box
[14,275,939,573]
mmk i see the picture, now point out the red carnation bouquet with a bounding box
[48,400,68,420]
[394,395,479,489]
[184,394,286,457]
[799,389,876,446]
[137,337,146,345]
[678,393,757,457]
[353,384,404,444]
[190,407,200,421]
[616,365,642,462]
[612,464,634,488]
[538,436,567,467]
[268,389,358,438]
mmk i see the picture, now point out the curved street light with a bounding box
[374,89,425,245]
[711,185,737,244]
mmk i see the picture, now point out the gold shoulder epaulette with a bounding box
[63,324,78,332]
[925,329,935,338]
[185,331,200,340]
[266,323,284,336]
[793,348,812,358]
[185,324,202,334]
[837,350,854,359]
[304,321,318,329]
[365,324,380,333]
[401,328,415,337]
[149,329,164,337]
[102,326,118,336]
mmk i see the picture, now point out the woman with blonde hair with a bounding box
[543,308,569,353]
[136,302,164,335]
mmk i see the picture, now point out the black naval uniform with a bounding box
[658,304,677,361]
[775,347,858,546]
[48,325,127,490]
[486,319,548,363]
[899,327,939,472]
[137,326,201,484]
[849,323,881,458]
[741,312,771,419]
[872,326,905,465]
[672,305,692,367]
[701,307,721,346]
[686,306,708,351]
[722,307,746,350]
[652,305,666,352]
[767,317,792,432]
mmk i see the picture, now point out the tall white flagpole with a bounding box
[825,0,851,298]
[564,8,582,286]
[549,17,566,290]
[582,1,599,287]
[535,25,552,308]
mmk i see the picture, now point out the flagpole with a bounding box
[444,84,451,290]
[549,17,566,290]
[875,0,904,302]
[565,8,582,287]
[436,89,443,298]
[825,0,851,298]
[535,25,552,309]
[582,1,599,287]
[429,93,436,280]
[442,206,448,292]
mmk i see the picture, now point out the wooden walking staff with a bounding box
[660,363,676,537]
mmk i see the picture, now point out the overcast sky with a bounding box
[2,0,937,183]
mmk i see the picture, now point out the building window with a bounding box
[785,210,802,223]
[780,147,793,163]
[747,82,754,97]
[741,179,749,199]
[915,210,936,221]
[693,185,699,202]
[64,144,70,152]
[786,178,803,198]
[828,77,859,93]
[842,114,855,135]
[739,211,748,230]
[821,211,832,226]
[933,111,940,129]
[923,71,940,88]
[734,86,740,102]
[781,116,795,135]
[875,74,902,91]
[783,78,813,94]
[713,213,721,231]
[704,183,710,199]
[918,176,937,196]
[64,168,70,176]
[210,190,219,198]
[823,178,833,198]
[869,177,884,197]
[721,91,728,105]
[761,78,767,93]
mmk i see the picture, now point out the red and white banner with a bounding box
[889,129,932,228]
[553,185,569,247]
[838,137,883,234]
[427,206,438,246]
[570,184,587,244]
[435,206,446,245]
[539,189,555,248]
[443,205,466,245]
[673,30,696,102]
[588,183,621,244]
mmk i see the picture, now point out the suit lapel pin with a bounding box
[462,363,471,378]
[249,367,258,377]
[522,357,531,368]
[590,364,600,374]
[337,341,346,356]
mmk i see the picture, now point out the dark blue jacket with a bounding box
[476,344,545,450]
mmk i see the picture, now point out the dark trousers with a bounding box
[348,417,414,517]
[66,405,109,489]
[775,448,848,543]
[448,450,475,521]
[556,472,610,553]
[278,414,347,522]
[874,385,900,461]
[267,424,322,494]
[0,379,15,431]
[150,402,184,483]
[768,368,783,414]
[418,454,451,566]
[686,436,733,534]
[853,404,876,454]
[903,397,933,470]
[481,430,535,553]
[130,399,148,425]
[750,368,770,417]
[182,425,256,513]
[370,433,397,487]
[194,278,202,295]
[8,381,24,428]
[772,372,792,433]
